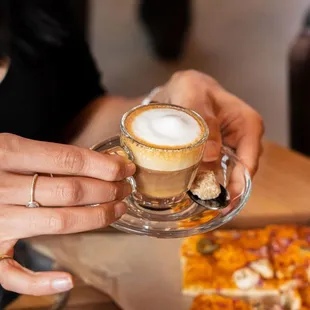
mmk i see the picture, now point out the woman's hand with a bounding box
[154,70,264,177]
[0,133,135,295]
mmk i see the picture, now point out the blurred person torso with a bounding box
[0,0,104,142]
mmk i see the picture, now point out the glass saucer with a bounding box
[93,136,252,239]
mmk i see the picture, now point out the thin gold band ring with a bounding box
[26,173,40,208]
[0,254,13,262]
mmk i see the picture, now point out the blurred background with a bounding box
[78,0,309,151]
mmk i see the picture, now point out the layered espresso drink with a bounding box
[121,104,208,209]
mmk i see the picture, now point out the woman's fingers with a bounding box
[0,133,135,181]
[0,174,132,206]
[235,136,264,178]
[0,258,73,295]
[0,202,128,240]
[214,89,264,178]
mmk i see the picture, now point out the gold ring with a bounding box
[26,173,40,208]
[0,254,13,262]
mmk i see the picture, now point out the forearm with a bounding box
[66,95,142,148]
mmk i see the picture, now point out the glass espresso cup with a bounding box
[95,103,209,210]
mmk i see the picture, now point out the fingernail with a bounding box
[126,162,136,175]
[52,278,73,292]
[114,202,128,218]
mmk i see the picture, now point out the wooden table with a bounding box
[230,140,310,228]
[19,141,310,309]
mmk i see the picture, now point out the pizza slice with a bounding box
[182,255,279,297]
[267,225,310,287]
[181,229,279,297]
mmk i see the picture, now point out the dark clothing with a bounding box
[0,1,104,142]
[0,33,104,142]
[0,2,104,308]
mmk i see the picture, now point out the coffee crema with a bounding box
[124,104,205,149]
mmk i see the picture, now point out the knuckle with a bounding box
[172,70,200,83]
[0,259,12,275]
[258,116,265,137]
[106,183,119,201]
[0,209,10,241]
[56,179,83,205]
[180,69,199,78]
[30,280,45,296]
[0,259,16,290]
[56,149,85,174]
[106,159,124,180]
[0,133,18,146]
[0,181,9,203]
[171,70,218,92]
[46,212,68,234]
[19,277,43,296]
[252,111,265,137]
[96,207,110,227]
[0,133,21,168]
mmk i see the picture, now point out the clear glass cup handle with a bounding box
[90,136,137,192]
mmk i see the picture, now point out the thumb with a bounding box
[0,258,73,296]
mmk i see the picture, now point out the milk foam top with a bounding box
[121,104,208,171]
[130,108,202,147]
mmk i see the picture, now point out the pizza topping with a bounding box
[271,241,282,253]
[279,238,293,248]
[306,265,310,282]
[281,289,302,310]
[249,259,274,279]
[190,170,221,200]
[213,230,240,239]
[214,245,248,271]
[279,279,301,291]
[233,267,260,290]
[300,245,310,253]
[197,238,219,255]
[259,246,269,257]
[247,246,268,258]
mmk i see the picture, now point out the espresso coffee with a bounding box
[121,104,208,208]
